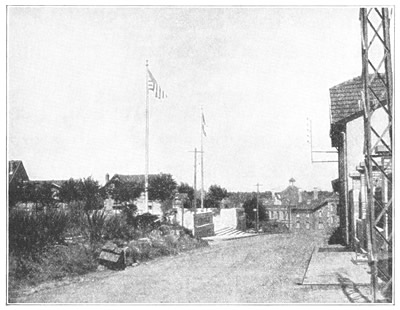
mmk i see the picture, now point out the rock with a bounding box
[97,265,106,271]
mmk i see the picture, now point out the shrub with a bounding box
[130,213,160,235]
[84,210,107,243]
[9,209,69,258]
[9,243,98,289]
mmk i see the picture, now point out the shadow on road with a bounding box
[336,273,370,303]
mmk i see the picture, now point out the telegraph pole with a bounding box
[193,148,197,214]
[144,60,150,212]
[255,183,263,232]
[189,148,203,214]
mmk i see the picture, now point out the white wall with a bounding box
[213,208,243,230]
[346,107,389,185]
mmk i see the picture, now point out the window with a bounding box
[306,222,310,229]
[279,211,283,220]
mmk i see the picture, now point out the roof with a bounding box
[293,192,339,211]
[9,160,29,184]
[276,185,299,206]
[329,74,387,125]
[107,174,158,185]
[30,180,66,188]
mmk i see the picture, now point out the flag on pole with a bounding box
[147,69,167,99]
[202,112,207,137]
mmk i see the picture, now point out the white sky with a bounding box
[7,6,376,192]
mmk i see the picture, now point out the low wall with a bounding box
[214,208,246,231]
[193,212,214,238]
[174,209,215,237]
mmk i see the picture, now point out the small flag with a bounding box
[147,69,167,99]
[202,112,207,137]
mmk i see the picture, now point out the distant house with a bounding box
[264,178,300,227]
[265,178,339,231]
[329,74,390,248]
[291,194,339,232]
[28,180,67,201]
[103,173,161,215]
[9,160,70,209]
[9,160,29,185]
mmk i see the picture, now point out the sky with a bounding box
[7,6,369,192]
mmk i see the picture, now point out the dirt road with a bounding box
[13,232,354,303]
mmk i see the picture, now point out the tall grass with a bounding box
[9,209,69,259]
[8,205,208,292]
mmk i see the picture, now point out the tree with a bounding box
[76,177,105,243]
[177,183,195,209]
[15,181,55,211]
[111,181,143,205]
[243,197,267,228]
[59,178,81,203]
[206,184,228,208]
[77,177,103,212]
[33,182,55,208]
[148,173,177,202]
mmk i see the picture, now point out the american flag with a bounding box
[202,112,207,137]
[147,69,167,99]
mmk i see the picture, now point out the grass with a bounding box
[8,208,208,294]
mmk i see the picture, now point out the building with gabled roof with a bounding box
[103,173,162,215]
[329,74,386,128]
[9,160,29,185]
[329,74,389,248]
[265,179,338,231]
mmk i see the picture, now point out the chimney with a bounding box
[105,173,110,183]
[313,188,319,200]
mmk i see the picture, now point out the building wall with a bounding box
[291,202,339,232]
[346,108,388,188]
[340,107,389,248]
[213,208,246,231]
[265,205,290,226]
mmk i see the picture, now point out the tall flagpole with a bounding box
[200,107,204,210]
[145,60,149,212]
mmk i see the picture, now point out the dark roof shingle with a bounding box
[330,74,387,125]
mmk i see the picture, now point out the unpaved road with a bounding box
[13,232,355,303]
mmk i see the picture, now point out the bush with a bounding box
[9,209,69,259]
[9,244,98,289]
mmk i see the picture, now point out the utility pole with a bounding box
[193,148,197,214]
[200,107,206,210]
[255,183,263,233]
[145,60,150,212]
[189,148,203,214]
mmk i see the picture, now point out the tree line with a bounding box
[9,173,230,212]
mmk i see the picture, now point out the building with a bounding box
[9,160,29,185]
[291,194,339,232]
[103,173,162,215]
[329,74,390,248]
[265,178,339,231]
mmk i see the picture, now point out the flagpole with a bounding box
[200,107,204,210]
[145,60,149,212]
